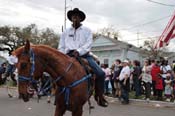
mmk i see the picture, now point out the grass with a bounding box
[0,80,17,87]
[106,90,175,103]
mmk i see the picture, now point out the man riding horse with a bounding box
[58,8,108,107]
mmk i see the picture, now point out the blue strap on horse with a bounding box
[18,75,32,82]
[18,48,37,84]
[59,73,92,107]
[76,56,92,94]
[37,75,64,101]
[30,49,35,77]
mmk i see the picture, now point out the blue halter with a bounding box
[18,48,36,83]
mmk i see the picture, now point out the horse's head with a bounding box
[13,40,38,102]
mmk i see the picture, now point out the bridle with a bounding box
[18,48,36,83]
[17,48,74,91]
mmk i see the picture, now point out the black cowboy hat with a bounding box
[67,8,86,22]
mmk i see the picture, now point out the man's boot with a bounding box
[94,79,108,107]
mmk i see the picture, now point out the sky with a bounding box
[0,0,175,48]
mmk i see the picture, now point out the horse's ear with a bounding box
[24,39,30,53]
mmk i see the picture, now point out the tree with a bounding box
[0,24,60,55]
[142,39,168,59]
[38,28,59,48]
[0,26,19,54]
[94,25,120,40]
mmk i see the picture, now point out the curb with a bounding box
[106,96,175,108]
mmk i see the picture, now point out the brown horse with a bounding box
[13,40,95,116]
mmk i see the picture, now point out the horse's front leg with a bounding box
[72,106,83,116]
[54,104,66,116]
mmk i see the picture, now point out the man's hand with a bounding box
[72,50,79,57]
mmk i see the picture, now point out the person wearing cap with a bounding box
[58,8,108,107]
[119,59,130,104]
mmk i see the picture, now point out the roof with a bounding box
[92,35,140,52]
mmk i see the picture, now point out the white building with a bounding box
[91,36,149,67]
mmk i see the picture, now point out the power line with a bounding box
[123,36,160,42]
[121,30,163,37]
[121,15,172,30]
[146,0,175,7]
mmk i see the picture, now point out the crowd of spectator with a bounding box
[101,59,175,104]
[1,54,175,105]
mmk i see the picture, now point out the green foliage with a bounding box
[0,24,60,54]
[95,26,120,39]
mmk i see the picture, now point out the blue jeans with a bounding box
[105,80,109,94]
[6,64,16,76]
[133,77,141,97]
[121,87,129,103]
[82,54,105,93]
[120,79,129,103]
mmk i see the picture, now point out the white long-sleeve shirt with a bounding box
[119,66,130,81]
[58,25,93,56]
[7,55,18,65]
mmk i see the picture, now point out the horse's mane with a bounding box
[36,45,69,59]
[13,45,69,59]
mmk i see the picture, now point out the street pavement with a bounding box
[0,87,175,116]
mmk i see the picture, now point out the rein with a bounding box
[37,61,73,97]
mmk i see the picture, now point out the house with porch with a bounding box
[91,36,149,67]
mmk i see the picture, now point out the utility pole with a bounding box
[137,31,139,47]
[64,0,67,30]
[64,0,72,31]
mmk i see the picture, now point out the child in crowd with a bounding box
[155,74,163,100]
[164,73,172,102]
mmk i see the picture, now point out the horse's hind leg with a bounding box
[72,107,83,116]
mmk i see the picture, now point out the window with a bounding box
[104,59,109,64]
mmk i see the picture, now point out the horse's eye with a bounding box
[20,63,27,69]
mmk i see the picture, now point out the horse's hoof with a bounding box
[18,94,22,99]
[8,94,13,98]
[90,106,95,109]
[47,100,51,103]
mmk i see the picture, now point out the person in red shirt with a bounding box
[155,74,163,100]
[151,60,161,97]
